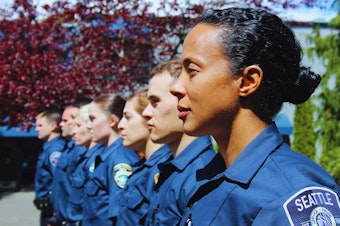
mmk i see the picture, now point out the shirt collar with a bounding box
[84,143,104,158]
[99,138,123,161]
[144,144,172,167]
[162,136,213,172]
[223,123,284,185]
[196,153,226,181]
[43,135,64,149]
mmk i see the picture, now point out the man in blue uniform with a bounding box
[50,99,90,226]
[34,109,66,226]
[138,59,221,226]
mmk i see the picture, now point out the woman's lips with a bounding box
[177,105,190,120]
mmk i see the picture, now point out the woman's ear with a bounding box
[109,114,120,128]
[239,65,263,97]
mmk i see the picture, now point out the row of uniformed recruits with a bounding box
[34,95,140,226]
[34,59,221,226]
[34,56,340,226]
[116,59,220,225]
[34,7,340,226]
[117,59,222,225]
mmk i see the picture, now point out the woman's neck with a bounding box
[107,132,120,147]
[216,111,268,168]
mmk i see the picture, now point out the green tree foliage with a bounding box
[291,99,317,161]
[307,0,340,184]
[320,147,340,183]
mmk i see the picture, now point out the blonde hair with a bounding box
[79,104,90,123]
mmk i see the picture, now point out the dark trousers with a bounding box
[40,211,54,226]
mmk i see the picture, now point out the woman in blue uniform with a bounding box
[68,104,105,225]
[170,7,340,225]
[83,94,140,226]
[117,88,164,159]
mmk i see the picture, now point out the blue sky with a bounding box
[279,4,338,22]
[1,0,338,22]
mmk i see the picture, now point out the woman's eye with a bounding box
[186,63,200,76]
[187,67,198,77]
[188,67,195,73]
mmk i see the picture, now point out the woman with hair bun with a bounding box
[83,94,140,226]
[170,7,340,226]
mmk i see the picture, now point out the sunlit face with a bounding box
[60,106,79,138]
[142,72,183,144]
[69,107,80,133]
[88,102,112,145]
[170,23,240,138]
[72,114,92,147]
[118,98,149,152]
[35,116,53,141]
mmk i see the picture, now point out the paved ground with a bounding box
[0,189,39,226]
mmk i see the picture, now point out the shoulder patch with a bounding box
[113,163,133,188]
[283,186,340,226]
[49,151,62,167]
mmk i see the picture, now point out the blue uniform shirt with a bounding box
[116,144,172,225]
[181,124,340,226]
[68,143,105,222]
[83,138,140,226]
[50,140,86,222]
[144,136,218,226]
[34,136,66,199]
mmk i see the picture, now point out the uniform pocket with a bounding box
[120,186,145,210]
[85,179,100,196]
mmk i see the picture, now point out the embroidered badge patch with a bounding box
[49,151,62,167]
[283,186,340,226]
[113,163,133,188]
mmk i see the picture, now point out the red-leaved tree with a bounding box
[0,0,322,129]
[0,0,203,129]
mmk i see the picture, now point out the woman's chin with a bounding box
[183,122,203,137]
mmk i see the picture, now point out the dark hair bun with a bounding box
[286,67,321,104]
